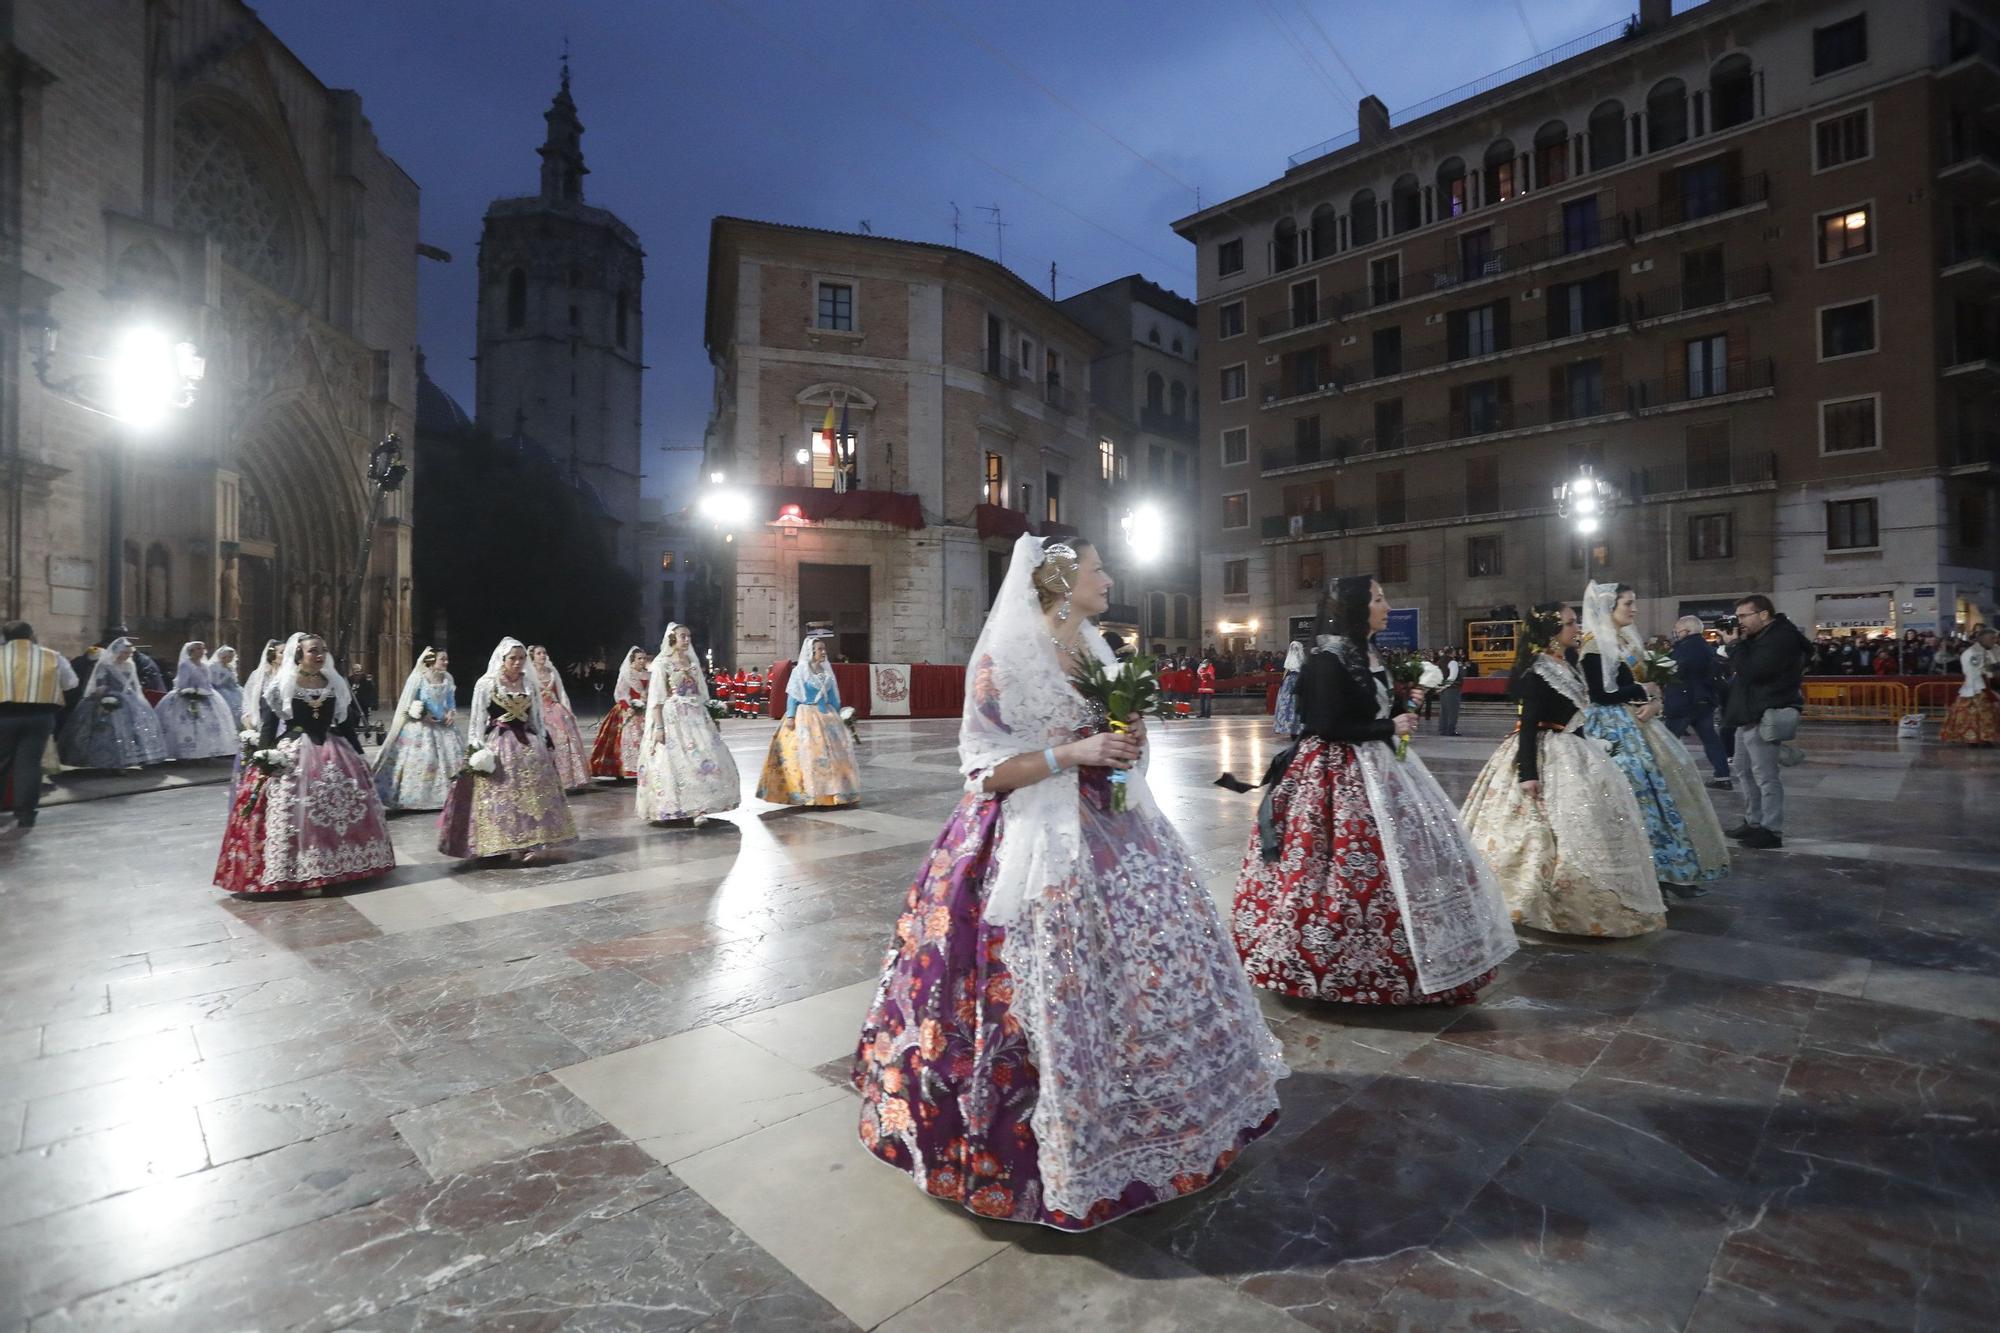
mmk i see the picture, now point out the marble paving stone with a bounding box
[390,1073,607,1181]
[877,1227,1315,1333]
[0,1105,208,1229]
[556,1024,847,1165]
[671,1097,1013,1329]
[722,979,879,1073]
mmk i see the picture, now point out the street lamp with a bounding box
[29,316,206,638]
[1554,464,1617,585]
[335,434,408,670]
[1119,502,1168,565]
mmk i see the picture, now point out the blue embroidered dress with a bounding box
[1577,650,1728,887]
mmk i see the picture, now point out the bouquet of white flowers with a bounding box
[238,727,262,763]
[458,745,498,779]
[407,699,426,721]
[99,694,124,711]
[839,705,859,742]
[247,747,291,776]
[705,698,730,722]
[1634,651,1682,689]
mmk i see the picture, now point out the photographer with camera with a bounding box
[1720,595,1812,849]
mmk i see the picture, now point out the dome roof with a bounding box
[416,366,474,437]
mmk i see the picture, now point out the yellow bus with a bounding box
[1465,619,1523,676]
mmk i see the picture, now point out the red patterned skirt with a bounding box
[1940,691,1999,745]
[588,700,642,778]
[1230,737,1490,1005]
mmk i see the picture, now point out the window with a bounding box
[1146,371,1165,411]
[1562,197,1601,253]
[1956,491,1986,549]
[1814,107,1871,170]
[1535,121,1570,188]
[1560,360,1606,418]
[1688,513,1734,560]
[1374,398,1404,452]
[983,452,1004,505]
[1710,55,1754,131]
[1148,592,1168,636]
[1817,204,1873,263]
[1290,280,1319,329]
[1099,438,1117,481]
[1372,326,1402,377]
[506,268,526,329]
[1377,470,1406,524]
[987,550,1008,607]
[1391,176,1422,233]
[1569,536,1611,569]
[1171,453,1188,487]
[1686,421,1731,487]
[1369,255,1401,306]
[1681,246,1725,307]
[1677,159,1727,221]
[1457,378,1508,435]
[1685,335,1729,398]
[1273,217,1300,272]
[1148,444,1166,480]
[1018,481,1034,515]
[1826,497,1879,550]
[1467,535,1504,577]
[1222,492,1249,529]
[1548,272,1618,337]
[1820,395,1880,454]
[1222,560,1249,596]
[1459,227,1495,281]
[1819,299,1877,359]
[1171,336,1184,353]
[1217,238,1244,276]
[1483,140,1519,203]
[1349,188,1379,247]
[1045,472,1062,524]
[1281,348,1321,397]
[985,314,1004,374]
[1647,79,1689,152]
[1019,337,1035,376]
[1218,300,1245,338]
[1378,543,1409,584]
[1149,327,1162,345]
[1282,478,1336,516]
[1588,100,1627,170]
[1813,14,1868,77]
[1170,381,1188,418]
[616,291,630,347]
[660,550,677,572]
[1221,427,1248,465]
[1466,456,1500,514]
[1298,551,1325,590]
[1045,348,1064,390]
[1450,300,1508,360]
[1219,364,1246,401]
[1438,157,1469,218]
[1173,594,1192,639]
[816,282,854,331]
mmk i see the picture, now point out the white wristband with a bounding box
[1044,746,1060,775]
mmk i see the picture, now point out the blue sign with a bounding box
[1377,608,1421,652]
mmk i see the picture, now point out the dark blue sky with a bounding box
[260,0,1651,502]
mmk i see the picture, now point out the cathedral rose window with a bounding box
[172,107,302,297]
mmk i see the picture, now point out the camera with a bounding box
[1715,616,1738,632]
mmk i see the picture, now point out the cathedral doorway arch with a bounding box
[232,399,364,651]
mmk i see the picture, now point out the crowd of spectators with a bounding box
[1805,630,1978,676]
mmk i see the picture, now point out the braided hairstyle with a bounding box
[1510,602,1570,690]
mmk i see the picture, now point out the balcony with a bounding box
[1260,435,1357,475]
[1940,129,2000,190]
[1628,449,1777,497]
[1939,18,2000,87]
[1947,429,1999,471]
[1943,235,2000,293]
[1627,358,1778,413]
[1138,405,1197,440]
[1258,268,1774,410]
[1105,601,1140,626]
[1259,509,1346,540]
[1626,171,1771,236]
[1043,381,1074,413]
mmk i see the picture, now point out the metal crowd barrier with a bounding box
[1910,680,1963,722]
[1802,680,1909,722]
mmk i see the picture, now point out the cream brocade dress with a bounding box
[1459,656,1666,939]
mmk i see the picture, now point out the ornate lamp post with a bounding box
[1554,464,1617,586]
[334,433,407,670]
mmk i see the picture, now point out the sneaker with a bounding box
[1738,827,1783,850]
[1725,823,1755,839]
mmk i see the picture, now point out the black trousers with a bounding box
[0,711,57,826]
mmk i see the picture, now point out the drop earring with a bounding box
[1057,596,1072,622]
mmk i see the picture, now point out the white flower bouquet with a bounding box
[705,698,730,722]
[247,747,292,776]
[459,745,498,778]
[99,694,124,711]
[839,704,859,742]
[407,699,426,721]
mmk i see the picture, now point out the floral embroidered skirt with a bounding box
[58,698,167,770]
[541,699,593,789]
[756,707,860,807]
[154,691,239,760]
[373,717,467,812]
[1940,691,2000,744]
[636,703,741,820]
[853,774,1284,1231]
[1459,729,1666,939]
[1579,706,1729,886]
[1272,672,1301,737]
[1231,738,1493,1005]
[438,724,578,858]
[588,701,643,779]
[214,732,395,895]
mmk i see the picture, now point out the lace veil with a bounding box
[787,634,837,706]
[374,647,445,763]
[265,632,354,723]
[530,646,572,711]
[1581,580,1643,695]
[1283,640,1306,672]
[470,637,545,738]
[647,623,710,734]
[172,642,213,693]
[240,640,281,728]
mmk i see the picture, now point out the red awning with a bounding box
[758,485,924,530]
[975,503,1030,541]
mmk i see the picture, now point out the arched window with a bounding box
[1308,203,1337,259]
[615,290,630,348]
[1710,54,1754,131]
[506,268,527,329]
[1170,336,1184,354]
[1272,216,1299,272]
[1147,591,1167,637]
[1390,174,1421,233]
[1436,157,1469,217]
[1349,188,1378,246]
[1146,371,1165,411]
[1588,100,1627,170]
[1483,138,1519,203]
[1534,121,1569,188]
[1148,326,1162,345]
[1647,78,1689,152]
[1172,594,1191,641]
[1170,380,1187,419]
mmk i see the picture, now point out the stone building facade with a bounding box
[474,69,644,569]
[1175,0,1999,652]
[1059,275,1204,655]
[0,0,420,680]
[700,217,1109,669]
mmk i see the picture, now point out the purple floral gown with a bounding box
[853,689,1285,1231]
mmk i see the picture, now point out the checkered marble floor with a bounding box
[2,711,1996,1331]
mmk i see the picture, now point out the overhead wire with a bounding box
[702,0,1195,282]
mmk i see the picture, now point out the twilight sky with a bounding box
[259,0,1668,503]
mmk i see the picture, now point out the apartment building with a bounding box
[1174,0,1999,654]
[700,217,1107,668]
